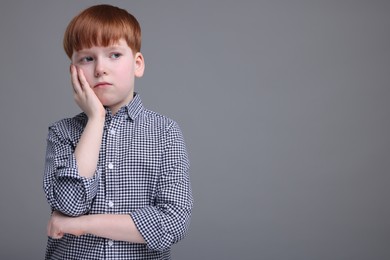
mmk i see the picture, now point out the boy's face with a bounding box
[71,38,144,114]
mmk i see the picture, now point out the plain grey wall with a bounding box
[0,0,389,259]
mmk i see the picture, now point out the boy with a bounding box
[43,4,193,259]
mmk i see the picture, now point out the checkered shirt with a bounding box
[43,93,193,259]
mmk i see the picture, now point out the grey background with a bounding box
[0,0,389,259]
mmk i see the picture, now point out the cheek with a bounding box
[86,77,95,88]
[80,69,95,87]
[117,64,133,74]
[116,66,135,81]
[117,60,135,74]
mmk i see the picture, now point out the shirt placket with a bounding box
[105,115,121,254]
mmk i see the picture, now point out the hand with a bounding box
[71,64,106,119]
[47,211,86,239]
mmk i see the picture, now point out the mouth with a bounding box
[94,82,112,88]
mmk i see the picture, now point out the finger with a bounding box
[47,212,55,237]
[77,67,90,91]
[47,213,64,239]
[52,231,64,239]
[70,65,82,94]
[47,219,62,239]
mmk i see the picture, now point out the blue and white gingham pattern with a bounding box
[43,93,193,260]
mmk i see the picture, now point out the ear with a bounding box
[134,52,145,78]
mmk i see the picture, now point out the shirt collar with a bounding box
[104,93,144,121]
[124,92,144,121]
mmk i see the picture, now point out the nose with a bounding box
[94,60,107,77]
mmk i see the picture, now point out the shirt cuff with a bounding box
[130,207,174,252]
[56,154,100,206]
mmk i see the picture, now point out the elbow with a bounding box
[50,194,90,217]
[172,209,192,244]
[44,185,91,217]
[149,207,192,252]
[55,202,90,217]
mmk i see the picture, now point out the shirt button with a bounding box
[110,129,116,135]
[108,201,114,208]
[108,240,114,246]
[108,162,114,169]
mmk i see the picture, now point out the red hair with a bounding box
[63,4,141,58]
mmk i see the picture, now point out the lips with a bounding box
[94,82,112,88]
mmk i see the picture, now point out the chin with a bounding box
[98,97,111,106]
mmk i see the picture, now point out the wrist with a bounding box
[87,115,105,125]
[76,215,89,236]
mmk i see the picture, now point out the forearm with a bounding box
[81,214,145,243]
[74,116,104,178]
[48,212,145,243]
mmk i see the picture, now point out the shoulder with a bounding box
[140,108,182,134]
[138,109,187,151]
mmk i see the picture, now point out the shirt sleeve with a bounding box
[130,121,193,251]
[43,123,100,216]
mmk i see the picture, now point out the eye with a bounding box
[110,53,122,59]
[80,56,94,63]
